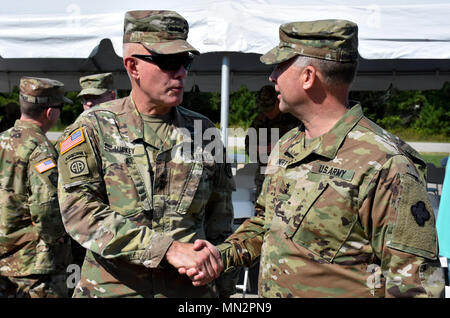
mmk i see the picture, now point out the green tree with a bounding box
[228,85,258,128]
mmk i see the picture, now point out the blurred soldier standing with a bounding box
[56,10,235,298]
[77,72,117,111]
[189,19,445,297]
[0,77,72,298]
[245,85,302,198]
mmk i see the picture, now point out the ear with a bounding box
[301,65,316,90]
[44,107,53,120]
[123,56,139,80]
[111,90,116,100]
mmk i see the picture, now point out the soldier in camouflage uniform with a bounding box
[0,77,72,298]
[56,10,236,298]
[245,85,302,198]
[189,20,446,297]
[78,73,116,111]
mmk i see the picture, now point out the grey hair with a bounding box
[292,55,358,87]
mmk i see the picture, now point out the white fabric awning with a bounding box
[1,0,450,59]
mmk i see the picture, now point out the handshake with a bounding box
[165,239,223,286]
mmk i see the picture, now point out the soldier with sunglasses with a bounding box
[56,10,236,298]
[0,77,73,297]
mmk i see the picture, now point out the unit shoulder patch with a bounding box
[60,128,86,154]
[34,158,56,173]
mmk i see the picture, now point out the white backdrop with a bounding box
[1,0,450,59]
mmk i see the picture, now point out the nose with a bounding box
[174,65,188,79]
[269,69,278,84]
[84,101,93,110]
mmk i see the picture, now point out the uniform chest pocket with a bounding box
[103,150,144,217]
[274,178,358,263]
[167,159,208,215]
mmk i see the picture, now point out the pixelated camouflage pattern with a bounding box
[0,273,68,298]
[19,77,72,105]
[78,73,114,97]
[0,120,71,281]
[56,96,236,298]
[261,19,358,65]
[245,111,302,197]
[123,10,199,55]
[218,103,445,298]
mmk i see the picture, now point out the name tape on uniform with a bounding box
[60,128,85,154]
[312,164,355,181]
[34,158,56,173]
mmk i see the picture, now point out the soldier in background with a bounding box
[77,72,116,111]
[56,10,235,298]
[0,77,72,298]
[0,102,21,132]
[187,19,445,298]
[245,85,302,198]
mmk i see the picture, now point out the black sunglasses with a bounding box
[132,53,194,71]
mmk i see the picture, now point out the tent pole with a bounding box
[220,54,230,149]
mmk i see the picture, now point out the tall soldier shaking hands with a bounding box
[56,10,236,298]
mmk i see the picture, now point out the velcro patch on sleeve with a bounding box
[387,173,437,259]
[60,128,85,154]
[34,158,56,173]
[68,156,90,178]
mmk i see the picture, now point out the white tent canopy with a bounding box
[2,0,450,59]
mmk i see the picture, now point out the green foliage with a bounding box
[1,81,449,142]
[228,85,258,128]
[182,85,220,123]
[350,82,450,141]
[182,85,258,129]
[0,86,20,121]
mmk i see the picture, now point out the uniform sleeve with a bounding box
[202,151,237,296]
[363,155,445,298]
[57,122,173,269]
[28,150,65,244]
[216,169,270,273]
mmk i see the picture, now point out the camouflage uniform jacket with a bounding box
[0,120,70,277]
[218,104,445,298]
[57,96,236,298]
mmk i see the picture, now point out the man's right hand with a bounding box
[165,240,223,286]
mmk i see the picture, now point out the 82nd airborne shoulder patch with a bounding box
[60,128,85,154]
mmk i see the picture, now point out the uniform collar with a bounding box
[14,119,45,135]
[124,94,192,152]
[283,102,363,165]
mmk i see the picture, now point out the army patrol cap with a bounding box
[78,73,114,97]
[257,85,278,112]
[261,19,358,65]
[123,10,199,55]
[19,77,73,106]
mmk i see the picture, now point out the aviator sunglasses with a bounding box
[132,52,194,71]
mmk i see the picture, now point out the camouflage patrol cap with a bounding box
[77,73,114,97]
[19,77,73,105]
[123,10,199,55]
[257,85,278,112]
[261,19,358,65]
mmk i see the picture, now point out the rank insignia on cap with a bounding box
[34,158,56,173]
[60,128,85,154]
